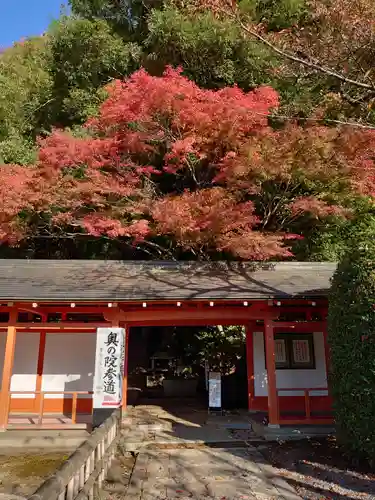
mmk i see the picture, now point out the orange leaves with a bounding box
[276,0,375,83]
[0,67,375,259]
[218,122,375,200]
[0,165,36,215]
[81,214,150,239]
[151,187,260,254]
[170,0,236,17]
[89,66,278,173]
[151,187,299,259]
[289,197,351,218]
[0,164,48,244]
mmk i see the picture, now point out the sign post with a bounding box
[204,360,209,391]
[92,327,125,428]
[208,371,222,414]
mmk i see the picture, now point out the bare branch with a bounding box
[257,112,375,130]
[234,15,375,92]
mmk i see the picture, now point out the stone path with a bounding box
[121,403,259,451]
[126,446,301,499]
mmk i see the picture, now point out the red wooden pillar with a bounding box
[264,319,279,426]
[323,323,331,396]
[122,324,129,411]
[34,331,47,413]
[245,324,255,411]
[34,314,47,413]
[0,309,18,430]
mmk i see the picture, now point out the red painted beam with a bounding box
[272,321,326,330]
[11,322,110,329]
[119,306,278,325]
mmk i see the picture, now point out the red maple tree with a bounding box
[0,67,374,259]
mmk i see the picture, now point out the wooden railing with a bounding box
[276,387,333,424]
[28,408,121,500]
[7,391,93,426]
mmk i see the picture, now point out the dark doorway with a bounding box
[126,325,248,410]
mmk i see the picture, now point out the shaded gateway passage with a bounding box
[126,325,248,411]
[125,446,300,500]
[108,401,301,500]
[117,326,302,499]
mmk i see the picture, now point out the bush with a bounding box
[328,233,375,462]
[145,8,277,90]
[239,0,307,31]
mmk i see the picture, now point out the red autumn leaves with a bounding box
[0,67,374,258]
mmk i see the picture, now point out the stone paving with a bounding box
[114,403,301,499]
[126,446,301,500]
[121,403,259,450]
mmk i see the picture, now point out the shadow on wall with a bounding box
[41,332,96,416]
[0,332,39,411]
[0,331,96,416]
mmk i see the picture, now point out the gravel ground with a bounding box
[256,437,375,499]
[229,429,259,441]
[100,451,136,499]
[0,452,68,497]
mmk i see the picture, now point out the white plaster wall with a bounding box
[253,331,328,397]
[0,332,39,398]
[41,332,96,398]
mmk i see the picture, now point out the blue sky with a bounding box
[1,1,70,48]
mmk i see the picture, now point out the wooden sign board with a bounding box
[93,327,125,410]
[208,371,222,411]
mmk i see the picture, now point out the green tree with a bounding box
[328,217,375,461]
[239,0,307,31]
[46,16,141,128]
[0,37,52,163]
[145,7,277,89]
[69,0,162,40]
[0,17,141,164]
[167,325,245,374]
[292,201,375,261]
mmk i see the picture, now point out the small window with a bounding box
[274,333,315,369]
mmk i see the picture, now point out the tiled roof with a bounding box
[0,260,336,302]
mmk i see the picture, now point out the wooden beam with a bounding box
[12,300,272,314]
[122,325,129,411]
[119,307,277,325]
[322,326,331,394]
[13,322,110,329]
[0,309,18,430]
[10,329,98,334]
[272,321,326,330]
[245,324,255,411]
[264,319,278,426]
[111,316,120,328]
[34,331,47,413]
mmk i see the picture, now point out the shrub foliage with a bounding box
[328,235,375,461]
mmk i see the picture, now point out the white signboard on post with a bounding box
[93,327,125,409]
[208,371,222,409]
[204,360,209,390]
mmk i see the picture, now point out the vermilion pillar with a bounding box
[322,326,331,399]
[34,316,47,413]
[245,324,255,411]
[0,309,18,430]
[122,325,129,411]
[264,319,279,426]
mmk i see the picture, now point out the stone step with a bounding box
[0,429,89,452]
[119,437,252,452]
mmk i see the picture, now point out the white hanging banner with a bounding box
[208,371,222,408]
[204,360,209,391]
[93,327,125,409]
